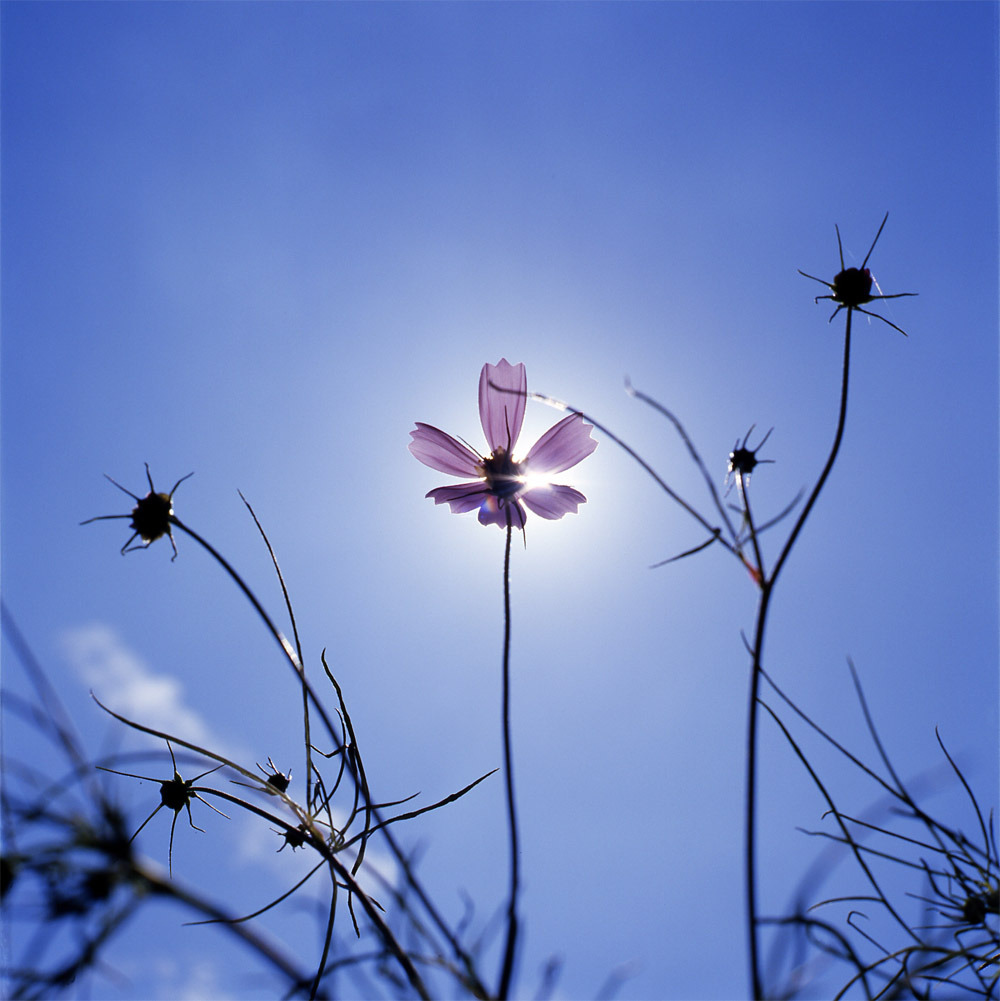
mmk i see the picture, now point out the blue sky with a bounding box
[2,3,997,999]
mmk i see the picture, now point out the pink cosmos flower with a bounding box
[409,359,598,530]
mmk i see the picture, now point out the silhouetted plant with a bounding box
[409,357,598,999]
[527,214,929,999]
[76,475,502,998]
[759,661,998,998]
[5,215,993,1001]
[0,604,316,999]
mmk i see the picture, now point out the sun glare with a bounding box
[518,470,556,493]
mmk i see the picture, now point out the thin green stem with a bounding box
[498,520,520,1000]
[745,308,854,1000]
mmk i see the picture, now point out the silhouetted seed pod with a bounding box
[830,265,875,309]
[81,463,193,561]
[276,823,309,852]
[257,757,292,793]
[798,212,917,336]
[963,894,987,924]
[726,426,774,490]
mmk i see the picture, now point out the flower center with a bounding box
[479,448,523,499]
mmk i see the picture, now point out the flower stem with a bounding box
[745,308,854,1000]
[498,520,520,1000]
[167,516,485,995]
[169,518,343,754]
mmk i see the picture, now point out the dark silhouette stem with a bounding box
[770,306,854,591]
[745,308,853,999]
[168,518,434,997]
[498,520,520,999]
[167,517,489,995]
[170,517,345,754]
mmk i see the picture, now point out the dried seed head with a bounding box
[96,739,228,877]
[830,266,875,309]
[963,894,988,924]
[727,426,774,485]
[729,446,760,478]
[81,463,193,560]
[276,824,309,852]
[257,758,292,793]
[158,772,191,812]
[129,490,174,546]
[797,213,917,336]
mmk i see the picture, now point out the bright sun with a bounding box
[518,470,554,493]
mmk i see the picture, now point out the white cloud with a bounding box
[150,955,237,1001]
[62,621,216,749]
[61,622,399,892]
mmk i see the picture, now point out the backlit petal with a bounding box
[477,494,527,529]
[427,482,490,513]
[479,359,526,454]
[524,413,598,474]
[520,483,587,520]
[409,423,482,477]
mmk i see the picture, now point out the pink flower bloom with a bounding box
[409,359,598,529]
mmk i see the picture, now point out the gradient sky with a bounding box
[2,3,997,999]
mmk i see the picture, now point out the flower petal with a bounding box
[520,483,587,520]
[409,423,482,477]
[524,413,598,474]
[479,359,526,454]
[426,482,490,514]
[477,494,527,529]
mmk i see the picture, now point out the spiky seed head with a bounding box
[159,773,190,812]
[729,446,760,477]
[129,491,174,545]
[830,266,875,308]
[266,770,290,793]
[277,824,309,852]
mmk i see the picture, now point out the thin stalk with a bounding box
[239,494,315,813]
[170,518,345,761]
[769,306,853,591]
[168,517,487,994]
[528,391,735,553]
[198,788,431,1000]
[497,521,520,1000]
[626,380,741,544]
[737,471,766,583]
[148,520,438,996]
[136,862,317,993]
[745,308,854,999]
